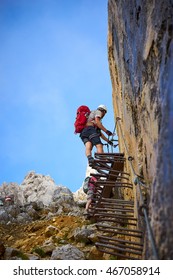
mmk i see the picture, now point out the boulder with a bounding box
[0,209,9,224]
[0,182,24,206]
[4,247,28,260]
[45,225,60,238]
[51,244,85,260]
[73,227,94,244]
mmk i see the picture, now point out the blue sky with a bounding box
[0,0,117,192]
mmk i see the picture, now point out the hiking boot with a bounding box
[84,210,92,220]
[84,209,89,215]
[88,156,95,167]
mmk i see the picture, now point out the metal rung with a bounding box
[95,242,142,255]
[96,223,142,233]
[95,247,140,260]
[94,162,112,167]
[94,212,135,219]
[93,165,112,171]
[94,213,137,221]
[95,152,124,156]
[98,238,143,252]
[100,199,134,205]
[93,166,113,171]
[98,235,143,247]
[91,170,130,177]
[103,180,132,187]
[95,159,115,163]
[99,201,134,206]
[100,197,134,204]
[100,181,132,185]
[94,207,134,213]
[95,160,125,167]
[97,217,137,226]
[99,204,134,211]
[98,182,133,187]
[95,155,125,160]
[91,201,134,209]
[96,227,142,238]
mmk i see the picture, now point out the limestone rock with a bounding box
[51,244,85,260]
[0,209,9,224]
[73,187,87,204]
[0,171,79,224]
[4,247,26,260]
[16,213,32,223]
[25,205,40,220]
[0,182,25,206]
[40,243,56,255]
[45,225,59,237]
[108,0,173,259]
[73,227,94,244]
[22,171,74,207]
[53,186,74,204]
[87,246,104,260]
[26,253,40,260]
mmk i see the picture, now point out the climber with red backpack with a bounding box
[74,105,113,167]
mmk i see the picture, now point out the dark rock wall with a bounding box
[108,0,173,259]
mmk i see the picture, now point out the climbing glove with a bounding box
[108,140,113,146]
[106,130,113,136]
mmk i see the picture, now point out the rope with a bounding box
[116,117,159,260]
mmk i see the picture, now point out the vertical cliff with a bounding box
[108,0,173,259]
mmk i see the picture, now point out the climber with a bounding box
[85,176,97,212]
[80,105,113,166]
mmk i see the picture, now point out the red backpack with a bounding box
[74,105,91,133]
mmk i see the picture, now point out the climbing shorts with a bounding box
[80,126,102,146]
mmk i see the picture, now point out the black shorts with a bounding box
[80,126,102,146]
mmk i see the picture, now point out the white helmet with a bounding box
[97,104,107,113]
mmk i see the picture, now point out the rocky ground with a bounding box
[0,171,110,260]
[0,213,107,260]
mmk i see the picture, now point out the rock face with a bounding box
[0,171,79,224]
[108,0,173,259]
[0,172,106,260]
[22,171,74,207]
[0,215,103,260]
